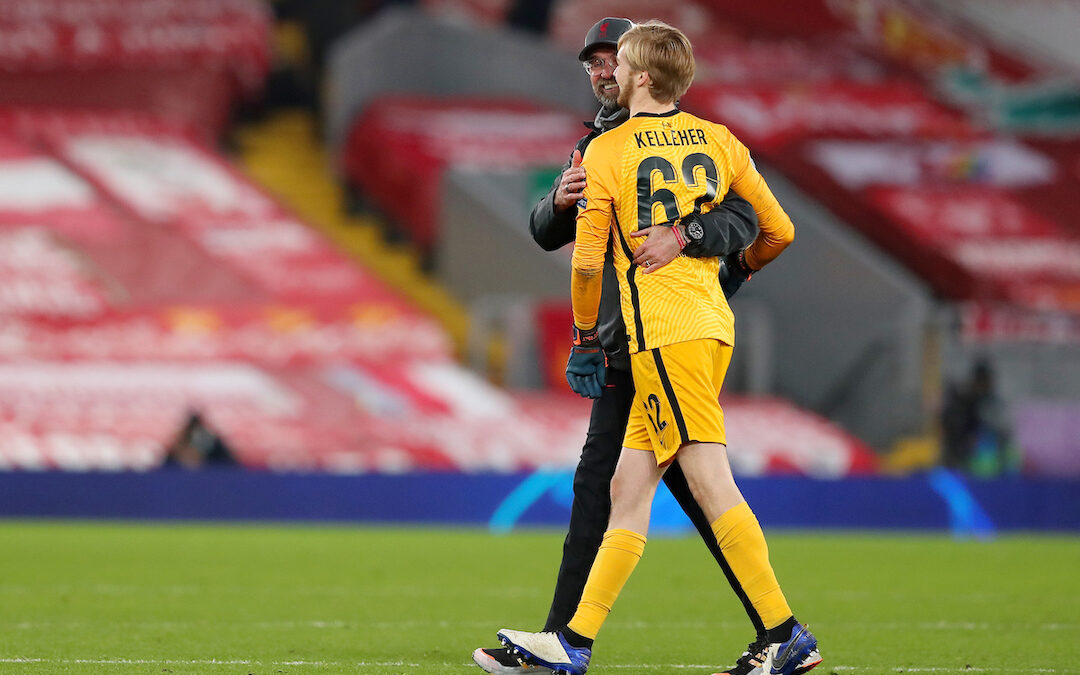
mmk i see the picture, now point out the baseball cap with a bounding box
[578,17,634,62]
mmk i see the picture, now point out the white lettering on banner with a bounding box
[200,222,318,255]
[72,24,105,56]
[961,304,1080,344]
[2,432,48,470]
[881,190,1047,241]
[955,240,1080,278]
[0,159,94,210]
[695,43,885,85]
[0,228,104,317]
[941,201,1004,237]
[375,108,584,167]
[363,415,583,472]
[121,24,242,55]
[0,0,264,23]
[0,280,102,317]
[0,429,160,471]
[711,91,929,141]
[405,362,514,418]
[0,1,269,94]
[0,228,82,272]
[322,449,420,475]
[0,25,57,59]
[886,192,1031,237]
[383,109,581,145]
[232,262,363,295]
[0,363,299,416]
[63,136,273,221]
[323,367,415,418]
[810,141,921,188]
[808,139,1055,189]
[0,317,451,363]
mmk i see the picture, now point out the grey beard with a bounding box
[594,104,629,132]
[593,80,619,110]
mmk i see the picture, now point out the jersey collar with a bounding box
[632,107,681,118]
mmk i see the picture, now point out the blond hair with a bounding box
[617,20,695,103]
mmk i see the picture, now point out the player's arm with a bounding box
[570,149,611,331]
[564,146,612,399]
[529,136,591,251]
[682,190,758,258]
[630,189,758,272]
[726,133,795,271]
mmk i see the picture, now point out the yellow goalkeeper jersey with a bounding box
[572,108,794,354]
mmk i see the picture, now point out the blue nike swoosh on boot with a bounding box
[771,624,817,675]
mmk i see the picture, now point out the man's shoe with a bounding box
[713,635,822,675]
[472,646,552,673]
[496,629,591,675]
[760,623,822,675]
[714,637,768,675]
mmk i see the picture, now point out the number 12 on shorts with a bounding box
[645,393,673,451]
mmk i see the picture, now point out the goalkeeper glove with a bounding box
[719,248,754,299]
[566,325,607,399]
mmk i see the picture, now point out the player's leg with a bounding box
[646,339,820,675]
[497,353,670,661]
[548,377,672,646]
[543,366,635,630]
[677,442,821,675]
[675,340,792,633]
[474,368,635,674]
[663,461,767,636]
[662,460,768,674]
[563,445,663,640]
[496,413,665,674]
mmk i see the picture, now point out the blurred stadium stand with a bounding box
[0,0,1077,528]
[0,0,272,141]
[0,0,874,480]
[327,0,1080,468]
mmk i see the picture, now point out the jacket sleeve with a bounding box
[529,134,592,251]
[682,189,759,259]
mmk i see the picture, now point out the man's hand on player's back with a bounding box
[629,226,685,274]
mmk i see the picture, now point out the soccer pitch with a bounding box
[0,522,1077,674]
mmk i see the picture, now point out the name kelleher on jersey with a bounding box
[633,128,708,149]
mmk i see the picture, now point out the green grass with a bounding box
[0,521,1078,674]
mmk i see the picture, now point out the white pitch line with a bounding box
[6,619,1078,635]
[829,665,1058,669]
[4,619,501,630]
[0,583,542,597]
[0,658,417,667]
[0,660,1064,672]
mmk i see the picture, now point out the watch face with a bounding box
[687,221,705,241]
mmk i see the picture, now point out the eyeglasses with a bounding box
[582,56,618,76]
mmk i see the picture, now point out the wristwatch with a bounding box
[682,214,705,248]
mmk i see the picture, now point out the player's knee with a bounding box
[608,470,626,505]
[683,471,720,511]
[608,470,633,510]
[609,471,650,514]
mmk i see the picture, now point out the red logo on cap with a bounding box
[599,21,609,37]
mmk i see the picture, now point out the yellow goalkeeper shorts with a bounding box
[623,338,733,464]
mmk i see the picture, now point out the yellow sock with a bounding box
[711,501,793,630]
[566,528,646,639]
